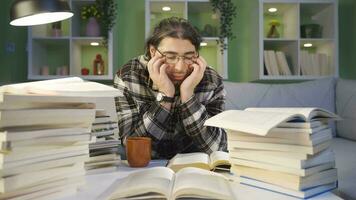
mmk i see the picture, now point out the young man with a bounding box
[114,17,226,159]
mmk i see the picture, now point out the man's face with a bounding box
[151,37,198,85]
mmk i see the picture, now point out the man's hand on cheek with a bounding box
[147,54,175,97]
[180,56,207,102]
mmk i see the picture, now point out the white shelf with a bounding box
[28,0,113,80]
[145,0,228,79]
[259,0,338,80]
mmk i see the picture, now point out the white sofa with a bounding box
[224,78,356,200]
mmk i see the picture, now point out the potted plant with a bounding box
[81,0,117,45]
[210,0,237,53]
[81,4,102,37]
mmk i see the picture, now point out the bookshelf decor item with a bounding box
[81,4,102,37]
[51,21,62,37]
[267,20,280,38]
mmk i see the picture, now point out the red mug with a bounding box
[126,137,151,167]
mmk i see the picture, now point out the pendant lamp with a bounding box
[10,0,73,26]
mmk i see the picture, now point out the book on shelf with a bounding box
[267,50,280,75]
[99,167,235,200]
[204,107,340,136]
[275,51,292,75]
[238,176,337,199]
[300,51,330,76]
[166,151,230,172]
[263,50,274,75]
[231,165,337,191]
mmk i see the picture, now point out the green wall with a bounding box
[0,0,27,84]
[339,0,356,79]
[0,0,355,85]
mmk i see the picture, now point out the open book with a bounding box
[99,167,234,200]
[204,107,340,136]
[0,77,121,97]
[167,151,230,172]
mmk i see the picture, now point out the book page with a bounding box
[25,82,122,97]
[205,110,300,136]
[172,167,232,200]
[0,77,122,98]
[167,152,210,172]
[245,107,339,121]
[209,151,230,170]
[0,77,84,95]
[104,167,174,200]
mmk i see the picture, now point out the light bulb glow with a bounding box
[162,6,171,11]
[304,43,313,47]
[200,42,208,47]
[268,8,277,13]
[90,42,100,46]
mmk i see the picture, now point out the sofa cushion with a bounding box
[336,79,356,141]
[332,137,356,200]
[223,78,336,134]
[224,78,335,111]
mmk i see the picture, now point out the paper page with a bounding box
[245,107,339,121]
[169,152,209,166]
[173,167,232,200]
[25,82,122,97]
[205,110,299,136]
[0,77,84,95]
[104,167,174,199]
[209,151,230,169]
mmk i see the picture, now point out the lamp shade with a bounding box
[10,0,73,26]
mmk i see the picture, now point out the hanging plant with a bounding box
[95,0,118,46]
[210,0,237,53]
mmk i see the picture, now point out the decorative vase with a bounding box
[267,24,280,38]
[86,17,100,37]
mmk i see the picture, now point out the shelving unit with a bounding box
[28,0,113,80]
[259,0,338,80]
[145,0,228,79]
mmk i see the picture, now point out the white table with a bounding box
[60,160,343,200]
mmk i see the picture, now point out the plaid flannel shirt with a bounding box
[114,55,227,159]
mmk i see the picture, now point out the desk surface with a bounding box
[60,160,343,200]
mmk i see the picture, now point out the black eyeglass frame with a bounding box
[155,48,199,65]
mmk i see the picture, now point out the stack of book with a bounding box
[0,77,121,200]
[205,107,340,199]
[85,97,121,173]
[300,51,330,76]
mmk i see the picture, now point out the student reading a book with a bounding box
[114,17,227,159]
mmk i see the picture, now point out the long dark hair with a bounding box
[145,17,202,59]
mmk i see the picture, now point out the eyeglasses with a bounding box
[156,48,199,65]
